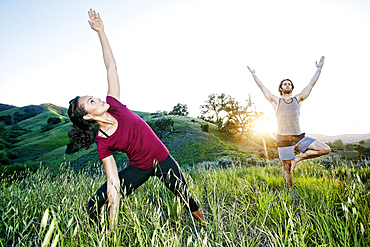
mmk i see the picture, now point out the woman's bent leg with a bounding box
[87,164,153,226]
[155,155,205,225]
[155,155,199,212]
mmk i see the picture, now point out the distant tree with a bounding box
[345,144,356,151]
[0,115,12,125]
[13,106,43,123]
[47,117,61,125]
[365,148,370,159]
[359,140,365,145]
[146,118,175,138]
[169,103,188,116]
[0,150,11,166]
[327,142,333,149]
[0,103,16,112]
[332,139,344,151]
[223,94,263,140]
[6,150,19,160]
[201,123,210,133]
[221,120,238,136]
[66,142,80,154]
[355,145,366,159]
[199,93,230,128]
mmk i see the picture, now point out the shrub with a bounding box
[47,117,61,125]
[201,123,210,132]
[146,118,175,138]
[0,115,12,125]
[0,150,11,165]
[169,103,188,116]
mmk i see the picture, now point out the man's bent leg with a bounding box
[291,140,331,173]
[282,160,294,189]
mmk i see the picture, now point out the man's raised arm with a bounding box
[247,66,279,110]
[296,56,325,102]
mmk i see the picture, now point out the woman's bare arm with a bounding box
[88,9,120,101]
[101,155,120,228]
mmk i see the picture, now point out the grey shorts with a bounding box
[277,136,315,161]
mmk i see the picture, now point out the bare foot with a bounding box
[191,210,207,228]
[290,160,298,173]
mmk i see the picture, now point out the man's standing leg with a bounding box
[282,160,294,189]
[278,145,296,189]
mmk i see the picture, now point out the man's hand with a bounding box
[316,56,325,69]
[88,9,104,33]
[247,66,255,75]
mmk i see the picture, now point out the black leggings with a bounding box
[87,154,199,224]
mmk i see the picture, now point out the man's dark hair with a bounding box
[278,79,294,96]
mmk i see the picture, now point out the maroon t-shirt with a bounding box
[95,96,169,169]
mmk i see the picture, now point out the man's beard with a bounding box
[282,89,292,95]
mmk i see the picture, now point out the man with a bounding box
[247,56,331,189]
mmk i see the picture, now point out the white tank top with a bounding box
[276,97,301,135]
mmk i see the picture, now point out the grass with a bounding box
[1,157,369,246]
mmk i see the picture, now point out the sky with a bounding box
[1,0,369,136]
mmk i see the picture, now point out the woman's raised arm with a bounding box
[88,9,120,101]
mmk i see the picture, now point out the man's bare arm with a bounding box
[247,66,279,110]
[296,56,325,102]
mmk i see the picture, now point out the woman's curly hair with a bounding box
[68,96,96,149]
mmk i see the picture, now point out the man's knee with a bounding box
[324,145,331,154]
[282,160,292,170]
[320,143,331,155]
[310,140,331,155]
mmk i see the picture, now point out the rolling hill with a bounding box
[308,133,370,144]
[1,102,368,177]
[0,102,269,176]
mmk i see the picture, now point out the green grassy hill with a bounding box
[0,103,72,174]
[352,138,370,148]
[0,103,274,176]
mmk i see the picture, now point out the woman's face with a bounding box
[79,96,110,118]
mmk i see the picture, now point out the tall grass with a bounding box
[1,158,369,246]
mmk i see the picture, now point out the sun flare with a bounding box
[253,117,276,136]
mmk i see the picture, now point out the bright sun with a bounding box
[253,117,276,136]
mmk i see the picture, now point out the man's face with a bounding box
[281,81,293,95]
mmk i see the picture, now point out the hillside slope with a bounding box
[0,103,271,175]
[308,133,370,144]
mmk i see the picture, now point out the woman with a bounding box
[68,9,205,229]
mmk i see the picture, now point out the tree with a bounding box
[332,139,344,151]
[345,144,356,151]
[169,103,188,116]
[146,118,176,138]
[355,145,365,159]
[223,94,262,140]
[199,93,230,128]
[0,150,11,166]
[47,117,61,125]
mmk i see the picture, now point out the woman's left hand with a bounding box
[88,8,104,32]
